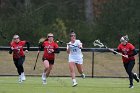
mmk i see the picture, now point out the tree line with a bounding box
[0,0,140,48]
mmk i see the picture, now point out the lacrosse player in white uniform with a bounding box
[67,31,85,87]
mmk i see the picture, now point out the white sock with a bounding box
[42,72,46,77]
[72,79,77,83]
[21,72,25,76]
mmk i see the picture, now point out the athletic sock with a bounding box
[21,72,24,76]
[72,79,77,83]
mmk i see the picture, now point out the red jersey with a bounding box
[42,41,58,60]
[10,41,26,58]
[117,43,135,63]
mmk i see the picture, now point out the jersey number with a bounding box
[73,49,77,52]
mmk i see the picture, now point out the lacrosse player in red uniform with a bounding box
[67,31,85,87]
[110,35,139,88]
[9,35,30,83]
[39,33,59,84]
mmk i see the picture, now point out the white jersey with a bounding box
[67,40,83,64]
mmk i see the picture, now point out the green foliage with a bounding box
[51,18,67,40]
[0,0,140,47]
[95,0,140,47]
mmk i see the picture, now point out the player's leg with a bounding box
[131,61,139,82]
[69,62,77,87]
[124,61,135,88]
[13,58,22,83]
[75,63,85,79]
[42,59,49,84]
[46,60,54,77]
[19,56,26,81]
[127,61,135,88]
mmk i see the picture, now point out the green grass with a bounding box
[0,77,140,93]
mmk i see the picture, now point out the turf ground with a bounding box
[0,77,140,93]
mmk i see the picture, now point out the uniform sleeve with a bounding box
[9,42,13,54]
[54,42,59,48]
[25,41,30,51]
[128,43,137,57]
[67,42,70,50]
[66,45,69,50]
[22,41,30,51]
[76,40,81,44]
[21,41,26,46]
[129,43,135,50]
[77,40,83,48]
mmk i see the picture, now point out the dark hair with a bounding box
[70,29,76,36]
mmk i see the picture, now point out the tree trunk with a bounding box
[0,0,5,8]
[25,0,31,10]
[84,0,94,24]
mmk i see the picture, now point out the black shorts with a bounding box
[42,58,54,65]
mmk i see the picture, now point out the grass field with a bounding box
[0,51,140,93]
[0,77,140,93]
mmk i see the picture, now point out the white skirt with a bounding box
[68,55,83,64]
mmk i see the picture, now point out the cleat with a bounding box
[129,85,134,88]
[134,73,139,82]
[81,73,86,79]
[19,75,23,83]
[42,79,47,85]
[72,82,78,87]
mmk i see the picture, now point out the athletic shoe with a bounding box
[72,82,78,87]
[134,73,139,82]
[81,73,86,79]
[19,75,23,83]
[21,73,26,81]
[42,79,47,84]
[129,85,134,88]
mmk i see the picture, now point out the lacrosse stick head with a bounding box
[93,39,104,48]
[55,39,66,45]
[56,40,64,45]
[38,37,47,44]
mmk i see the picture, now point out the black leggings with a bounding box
[13,56,25,75]
[123,60,135,85]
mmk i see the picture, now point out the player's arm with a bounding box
[53,48,60,53]
[128,49,137,57]
[53,43,60,53]
[110,44,122,55]
[78,40,83,49]
[9,47,13,54]
[66,44,70,54]
[38,43,44,51]
[25,41,30,51]
[9,42,14,54]
[113,49,120,54]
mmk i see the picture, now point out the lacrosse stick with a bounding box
[93,39,128,58]
[33,51,40,70]
[56,40,81,48]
